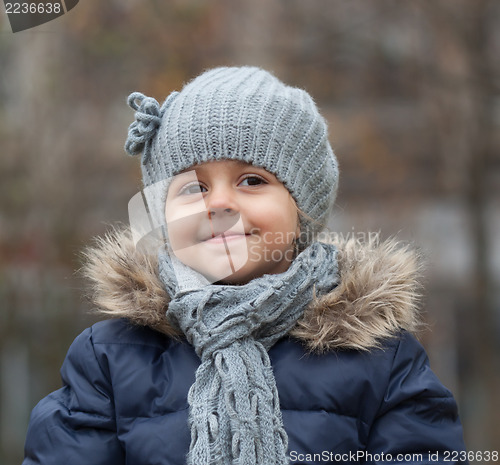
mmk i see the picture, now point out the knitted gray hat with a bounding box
[125,66,338,239]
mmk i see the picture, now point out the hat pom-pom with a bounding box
[124,92,177,164]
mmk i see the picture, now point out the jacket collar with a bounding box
[81,227,422,352]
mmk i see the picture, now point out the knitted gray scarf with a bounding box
[158,242,339,465]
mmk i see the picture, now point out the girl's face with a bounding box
[164,160,299,285]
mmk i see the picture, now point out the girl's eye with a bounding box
[239,175,267,187]
[178,183,207,196]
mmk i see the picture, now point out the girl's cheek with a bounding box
[167,216,200,250]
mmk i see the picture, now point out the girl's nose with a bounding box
[205,185,239,217]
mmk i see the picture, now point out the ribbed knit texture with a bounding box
[125,66,339,240]
[158,241,339,465]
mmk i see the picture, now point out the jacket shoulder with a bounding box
[88,318,170,348]
[83,226,423,351]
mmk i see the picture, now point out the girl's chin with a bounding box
[172,250,250,284]
[171,241,294,284]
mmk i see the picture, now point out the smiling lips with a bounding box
[203,232,250,244]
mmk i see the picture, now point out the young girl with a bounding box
[23,66,468,464]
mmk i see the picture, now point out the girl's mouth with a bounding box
[204,233,250,244]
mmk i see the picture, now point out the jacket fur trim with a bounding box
[81,227,423,352]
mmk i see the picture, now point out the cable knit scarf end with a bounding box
[158,242,339,465]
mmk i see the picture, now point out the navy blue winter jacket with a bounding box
[23,229,468,464]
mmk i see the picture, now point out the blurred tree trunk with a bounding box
[419,0,499,449]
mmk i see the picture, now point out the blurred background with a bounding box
[1,0,499,463]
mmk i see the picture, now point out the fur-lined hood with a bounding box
[81,227,423,352]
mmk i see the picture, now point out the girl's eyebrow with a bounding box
[176,161,275,181]
[231,162,271,175]
[167,171,201,194]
